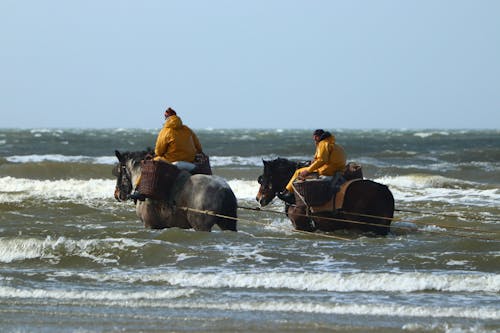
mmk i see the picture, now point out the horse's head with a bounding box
[113,149,152,201]
[256,157,298,206]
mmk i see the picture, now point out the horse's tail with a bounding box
[216,188,238,231]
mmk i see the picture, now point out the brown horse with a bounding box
[256,158,394,235]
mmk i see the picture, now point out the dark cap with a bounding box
[165,107,177,116]
[313,129,325,136]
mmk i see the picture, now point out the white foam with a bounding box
[414,131,450,138]
[0,176,116,203]
[165,301,498,320]
[76,271,500,294]
[228,179,260,201]
[0,176,260,205]
[375,175,500,206]
[6,154,116,165]
[0,285,496,320]
[0,236,145,263]
[210,156,265,167]
[0,286,195,301]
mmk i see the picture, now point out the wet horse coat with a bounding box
[256,157,395,235]
[114,150,237,231]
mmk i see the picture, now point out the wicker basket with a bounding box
[344,162,363,180]
[192,153,212,175]
[140,160,180,200]
[293,179,334,206]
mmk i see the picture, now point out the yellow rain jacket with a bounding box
[285,134,346,192]
[154,115,202,163]
[307,135,346,176]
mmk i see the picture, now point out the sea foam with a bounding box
[73,270,500,294]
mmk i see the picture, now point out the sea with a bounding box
[0,128,499,333]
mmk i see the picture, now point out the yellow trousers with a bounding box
[285,167,310,192]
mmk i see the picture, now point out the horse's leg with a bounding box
[288,204,315,232]
[311,212,351,232]
[214,188,237,231]
[136,200,168,229]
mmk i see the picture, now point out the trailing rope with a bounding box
[239,205,404,231]
[237,205,498,241]
[395,208,500,222]
[172,204,497,241]
[177,206,352,241]
[339,211,497,234]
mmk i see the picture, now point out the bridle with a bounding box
[113,161,133,201]
[257,158,301,200]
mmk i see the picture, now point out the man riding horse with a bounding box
[278,129,347,204]
[130,107,204,201]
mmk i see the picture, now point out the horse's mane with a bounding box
[265,157,309,170]
[119,147,154,164]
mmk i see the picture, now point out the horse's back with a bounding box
[340,179,394,235]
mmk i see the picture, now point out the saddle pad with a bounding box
[334,179,363,210]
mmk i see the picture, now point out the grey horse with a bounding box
[113,149,237,231]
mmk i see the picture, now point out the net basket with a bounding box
[192,153,212,175]
[140,159,180,200]
[343,162,363,181]
[293,179,334,206]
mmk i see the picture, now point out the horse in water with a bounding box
[256,157,395,235]
[113,149,237,231]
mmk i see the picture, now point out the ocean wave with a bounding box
[0,236,145,264]
[0,287,497,320]
[0,176,116,203]
[6,154,117,165]
[5,236,498,294]
[375,174,500,206]
[0,286,195,300]
[0,176,259,204]
[1,173,498,209]
[5,154,275,167]
[72,270,500,294]
[414,131,450,138]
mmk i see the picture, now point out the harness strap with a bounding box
[291,182,316,229]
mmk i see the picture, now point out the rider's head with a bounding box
[313,129,324,143]
[165,107,177,119]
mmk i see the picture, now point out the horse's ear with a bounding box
[115,150,123,162]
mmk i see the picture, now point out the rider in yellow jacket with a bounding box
[129,107,203,201]
[154,109,202,164]
[279,129,346,203]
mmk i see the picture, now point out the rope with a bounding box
[177,206,352,241]
[395,208,500,222]
[237,205,498,241]
[171,205,497,241]
[240,205,396,231]
[340,211,497,234]
[291,183,318,230]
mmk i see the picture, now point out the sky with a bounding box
[1,0,499,129]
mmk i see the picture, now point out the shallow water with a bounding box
[0,128,499,332]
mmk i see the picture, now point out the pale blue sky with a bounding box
[1,0,499,129]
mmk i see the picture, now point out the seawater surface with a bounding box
[0,128,499,332]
